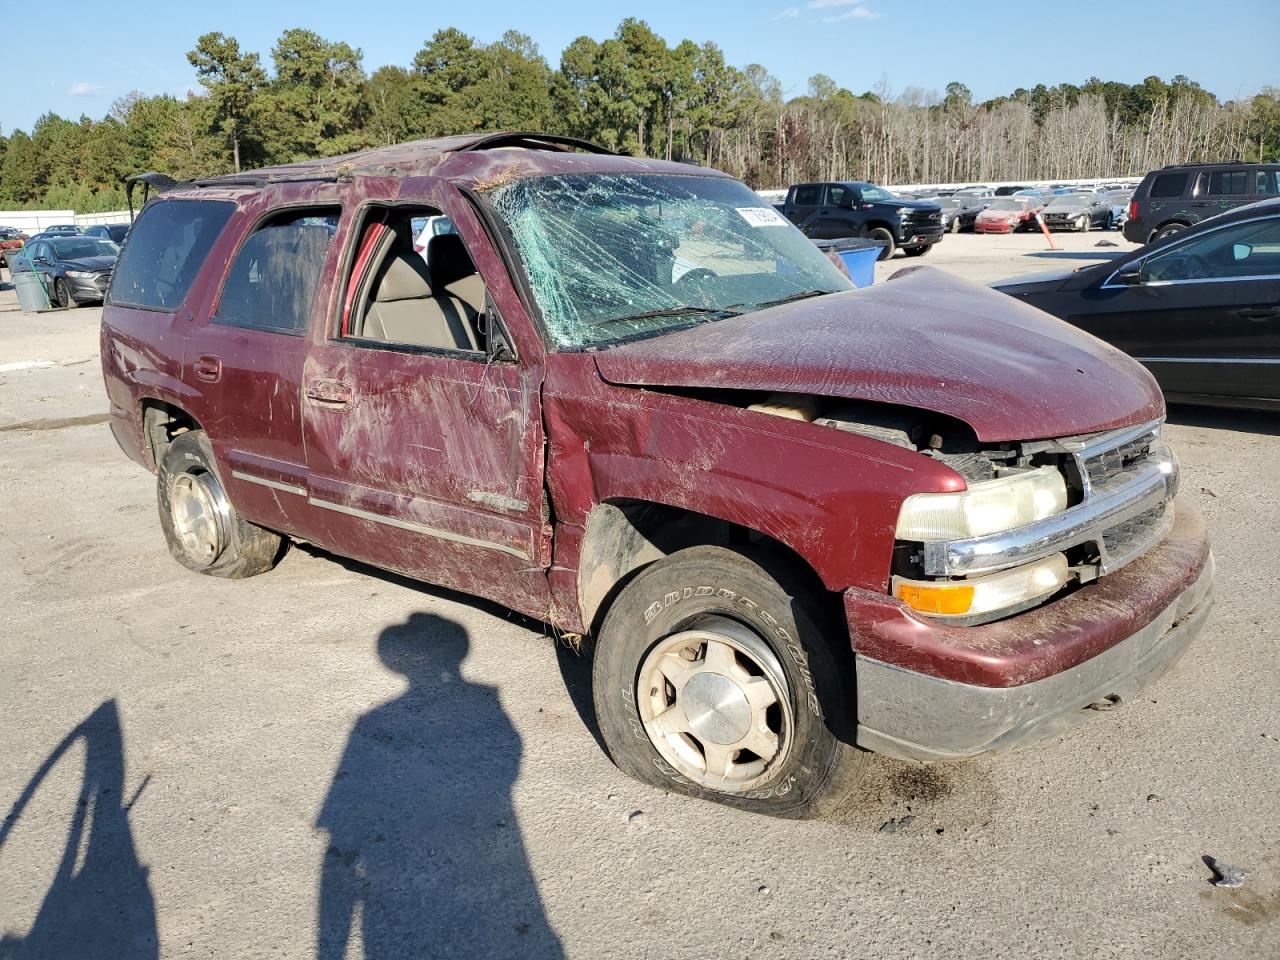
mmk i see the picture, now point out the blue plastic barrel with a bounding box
[811,237,886,288]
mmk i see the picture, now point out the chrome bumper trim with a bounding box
[921,441,1178,577]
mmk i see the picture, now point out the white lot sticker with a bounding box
[735,207,789,227]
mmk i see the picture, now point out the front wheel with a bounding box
[949,217,962,234]
[53,278,76,309]
[157,430,285,578]
[591,546,866,818]
[1077,214,1090,233]
[902,245,931,257]
[866,226,896,261]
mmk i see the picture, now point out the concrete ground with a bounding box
[1,232,1277,959]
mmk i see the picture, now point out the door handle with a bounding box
[193,354,221,383]
[306,378,354,407]
[1236,307,1280,321]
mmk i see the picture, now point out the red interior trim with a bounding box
[341,221,387,337]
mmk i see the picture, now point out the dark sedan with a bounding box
[994,198,1280,410]
[84,223,130,243]
[12,235,119,307]
[936,195,990,232]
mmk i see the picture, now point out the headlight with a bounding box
[65,270,95,278]
[895,466,1068,541]
[893,553,1069,619]
[896,206,913,216]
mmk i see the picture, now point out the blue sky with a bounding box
[3,0,1276,135]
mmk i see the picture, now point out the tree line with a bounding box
[1,19,1277,212]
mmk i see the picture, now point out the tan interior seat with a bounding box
[426,233,486,318]
[361,248,481,351]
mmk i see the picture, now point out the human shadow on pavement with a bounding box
[0,699,157,959]
[316,613,564,960]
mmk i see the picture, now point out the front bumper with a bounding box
[897,222,944,246]
[67,274,109,301]
[846,498,1213,761]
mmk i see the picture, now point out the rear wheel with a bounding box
[1153,223,1186,242]
[866,226,895,261]
[157,430,285,578]
[592,545,866,818]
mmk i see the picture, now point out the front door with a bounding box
[300,177,551,618]
[1071,212,1280,403]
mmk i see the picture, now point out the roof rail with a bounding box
[191,170,348,189]
[458,132,618,156]
[1161,160,1250,168]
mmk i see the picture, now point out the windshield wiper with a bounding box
[593,304,742,327]
[743,289,832,311]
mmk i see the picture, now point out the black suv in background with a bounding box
[780,181,944,260]
[1123,162,1280,244]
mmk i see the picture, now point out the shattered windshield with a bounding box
[485,173,852,348]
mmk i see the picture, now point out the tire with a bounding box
[1077,214,1090,233]
[157,430,285,578]
[866,226,895,261]
[902,245,931,257]
[1153,223,1186,242]
[591,545,866,818]
[53,278,76,309]
[949,217,962,234]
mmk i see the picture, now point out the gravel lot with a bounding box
[1,232,1277,958]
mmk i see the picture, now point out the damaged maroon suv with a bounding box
[102,133,1213,817]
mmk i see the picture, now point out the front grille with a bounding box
[1084,430,1156,485]
[1102,503,1167,557]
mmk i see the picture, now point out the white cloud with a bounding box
[67,82,100,97]
[822,6,878,21]
[808,0,869,7]
[773,6,801,18]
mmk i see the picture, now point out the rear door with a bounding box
[785,184,823,234]
[186,188,345,540]
[299,176,552,616]
[1070,212,1280,402]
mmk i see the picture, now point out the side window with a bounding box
[1142,216,1280,282]
[825,185,848,207]
[1208,170,1250,196]
[341,207,489,355]
[215,208,339,335]
[1149,173,1187,198]
[109,199,236,311]
[792,185,820,207]
[1255,171,1278,196]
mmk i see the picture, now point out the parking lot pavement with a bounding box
[1,251,1277,958]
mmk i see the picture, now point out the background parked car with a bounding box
[974,196,1040,233]
[42,224,82,236]
[84,223,130,243]
[994,197,1280,409]
[780,180,945,259]
[1107,189,1134,229]
[936,195,990,232]
[1123,161,1280,244]
[994,185,1033,196]
[0,226,27,268]
[11,235,119,307]
[1040,191,1113,231]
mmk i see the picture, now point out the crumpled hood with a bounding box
[592,266,1163,443]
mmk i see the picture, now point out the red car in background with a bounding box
[0,226,28,268]
[974,197,1041,233]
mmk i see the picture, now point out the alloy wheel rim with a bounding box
[636,615,793,792]
[171,471,228,565]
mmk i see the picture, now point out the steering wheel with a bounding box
[1177,253,1213,281]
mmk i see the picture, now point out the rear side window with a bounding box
[1254,171,1278,196]
[215,209,339,335]
[792,185,820,207]
[1148,173,1187,198]
[109,200,235,311]
[1208,170,1250,196]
